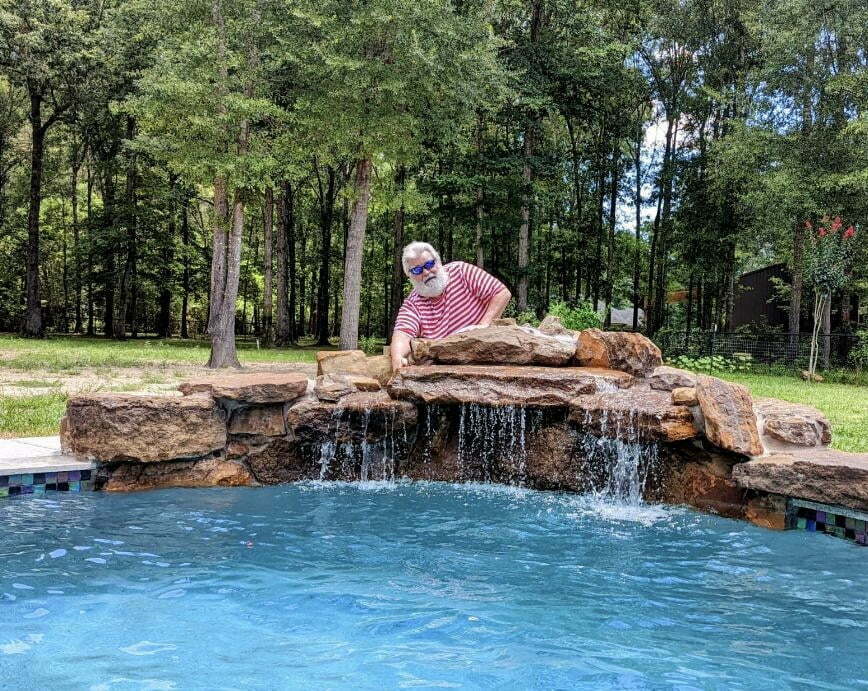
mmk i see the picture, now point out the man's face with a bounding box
[409,252,446,297]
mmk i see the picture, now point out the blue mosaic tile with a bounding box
[788,499,867,546]
[0,469,95,500]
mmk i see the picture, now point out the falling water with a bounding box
[455,404,540,485]
[574,407,659,504]
[316,407,411,483]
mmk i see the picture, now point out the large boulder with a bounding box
[98,456,254,491]
[61,394,226,463]
[410,324,576,367]
[228,404,287,436]
[732,449,868,512]
[755,398,832,448]
[243,438,319,484]
[569,386,699,442]
[365,354,393,385]
[650,445,748,520]
[316,350,369,377]
[389,364,633,407]
[648,365,696,391]
[695,375,763,456]
[287,391,418,444]
[179,372,308,404]
[575,329,662,377]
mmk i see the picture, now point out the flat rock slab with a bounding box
[179,372,309,404]
[755,397,832,448]
[411,325,577,367]
[569,386,699,442]
[733,449,868,512]
[61,394,227,463]
[389,365,633,407]
[696,375,763,456]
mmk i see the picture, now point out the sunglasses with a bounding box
[409,259,437,276]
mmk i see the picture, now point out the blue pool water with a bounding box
[1,483,867,689]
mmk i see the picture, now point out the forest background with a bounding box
[0,0,866,368]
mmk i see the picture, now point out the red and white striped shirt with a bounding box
[393,261,507,340]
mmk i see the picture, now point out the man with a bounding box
[390,242,512,369]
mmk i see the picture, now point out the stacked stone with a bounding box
[57,318,868,539]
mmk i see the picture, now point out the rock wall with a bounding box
[58,326,863,537]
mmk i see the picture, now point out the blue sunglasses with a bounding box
[409,259,437,276]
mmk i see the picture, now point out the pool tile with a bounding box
[0,475,8,488]
[68,481,80,492]
[56,472,68,483]
[0,487,7,497]
[68,470,81,482]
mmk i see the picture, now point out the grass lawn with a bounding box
[0,333,320,371]
[0,334,864,452]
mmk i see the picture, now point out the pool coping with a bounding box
[0,436,95,475]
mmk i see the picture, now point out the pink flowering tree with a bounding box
[803,216,857,379]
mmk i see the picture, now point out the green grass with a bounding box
[0,393,68,438]
[718,372,868,453]
[0,333,319,371]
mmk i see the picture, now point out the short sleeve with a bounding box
[460,262,507,301]
[393,298,421,338]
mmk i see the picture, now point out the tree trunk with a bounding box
[475,113,485,268]
[23,90,46,337]
[315,164,336,346]
[632,121,642,331]
[275,184,290,344]
[604,148,619,326]
[114,119,138,339]
[517,123,533,311]
[390,165,406,330]
[788,219,804,359]
[287,182,297,343]
[157,174,177,338]
[102,168,116,337]
[262,187,274,344]
[180,194,190,338]
[207,189,243,368]
[339,157,372,349]
[565,115,585,302]
[71,148,83,333]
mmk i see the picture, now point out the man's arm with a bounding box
[478,287,512,326]
[390,330,413,371]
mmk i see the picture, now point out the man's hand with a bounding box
[389,330,413,371]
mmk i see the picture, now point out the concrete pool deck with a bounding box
[0,436,95,475]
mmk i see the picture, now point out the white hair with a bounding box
[401,242,442,276]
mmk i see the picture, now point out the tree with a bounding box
[0,0,93,336]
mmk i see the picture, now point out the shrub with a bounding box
[547,300,602,331]
[670,352,753,374]
[358,335,382,355]
[850,331,868,374]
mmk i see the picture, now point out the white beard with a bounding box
[415,269,449,298]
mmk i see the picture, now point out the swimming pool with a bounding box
[2,483,866,689]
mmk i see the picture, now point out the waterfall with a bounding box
[455,404,540,485]
[315,407,409,483]
[574,407,659,504]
